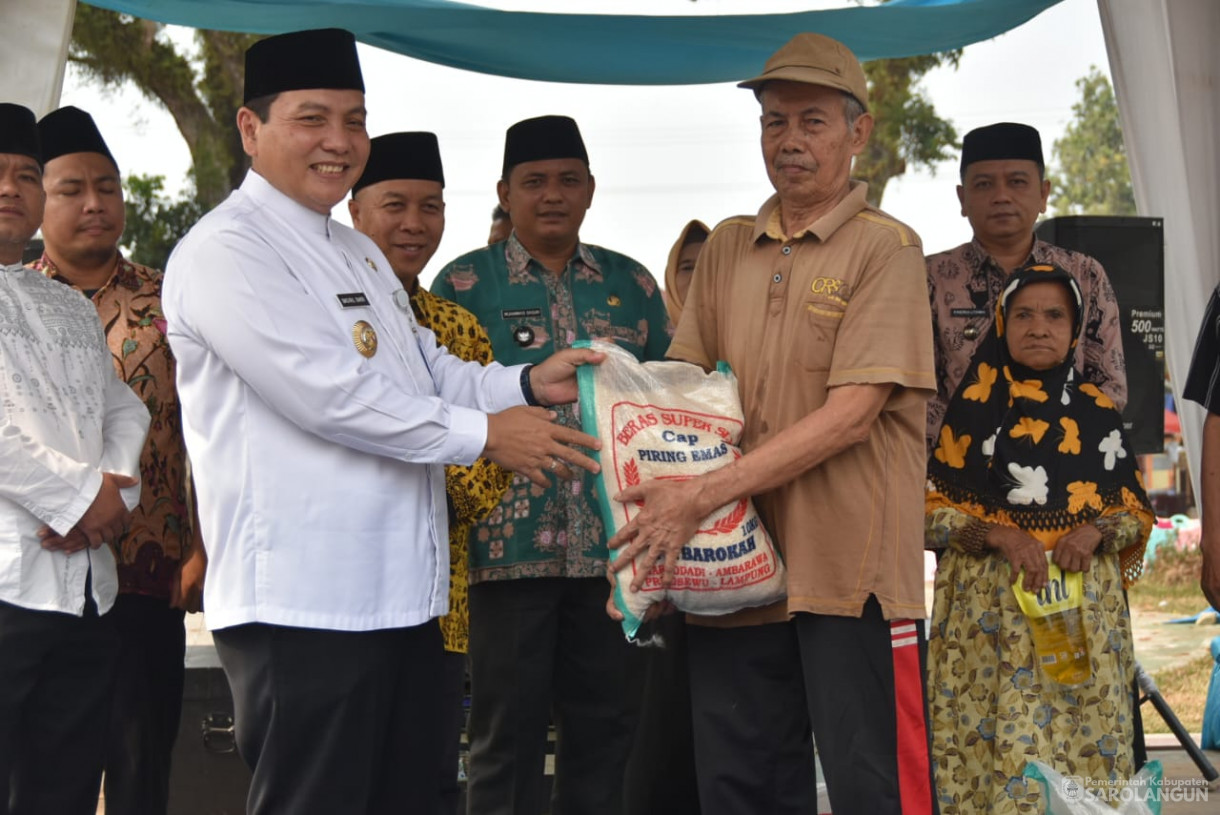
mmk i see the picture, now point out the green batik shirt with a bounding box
[432,233,672,583]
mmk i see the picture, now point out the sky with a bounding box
[59,0,1114,288]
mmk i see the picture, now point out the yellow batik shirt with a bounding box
[410,285,511,653]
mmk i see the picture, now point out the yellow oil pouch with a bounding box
[1012,554,1092,688]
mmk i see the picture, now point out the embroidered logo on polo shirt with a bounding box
[810,277,844,296]
[607,295,621,307]
[809,277,850,309]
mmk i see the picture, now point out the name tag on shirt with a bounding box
[950,308,988,318]
[502,308,543,320]
[337,292,371,308]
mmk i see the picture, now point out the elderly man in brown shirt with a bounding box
[925,122,1126,453]
[606,33,936,815]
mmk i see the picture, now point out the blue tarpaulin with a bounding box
[83,0,1064,85]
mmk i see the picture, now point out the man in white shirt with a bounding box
[0,102,150,815]
[163,30,603,815]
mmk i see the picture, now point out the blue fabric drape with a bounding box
[83,0,1063,85]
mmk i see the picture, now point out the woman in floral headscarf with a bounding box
[925,262,1153,814]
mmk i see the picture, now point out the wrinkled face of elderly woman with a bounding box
[1005,280,1075,371]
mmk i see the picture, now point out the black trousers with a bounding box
[466,577,643,815]
[0,596,118,815]
[213,620,445,815]
[623,614,701,815]
[102,593,187,815]
[439,648,467,815]
[687,597,935,815]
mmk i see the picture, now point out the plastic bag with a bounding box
[1012,553,1091,687]
[574,339,786,638]
[1022,759,1162,815]
[1204,636,1220,750]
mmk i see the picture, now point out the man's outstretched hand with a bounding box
[484,407,600,488]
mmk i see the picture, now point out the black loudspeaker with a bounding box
[168,647,251,815]
[1034,216,1165,455]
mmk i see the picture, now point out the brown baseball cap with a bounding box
[738,33,869,110]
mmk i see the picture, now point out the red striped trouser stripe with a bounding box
[891,619,932,815]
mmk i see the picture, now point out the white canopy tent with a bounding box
[1099,0,1220,499]
[3,0,75,115]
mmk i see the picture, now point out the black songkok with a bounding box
[353,132,445,195]
[244,28,365,104]
[960,122,1044,176]
[502,115,588,178]
[0,103,41,164]
[38,106,118,171]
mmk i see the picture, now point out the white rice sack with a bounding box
[575,340,786,638]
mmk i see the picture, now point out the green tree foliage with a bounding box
[122,174,204,269]
[69,6,259,211]
[854,51,961,208]
[1049,67,1136,216]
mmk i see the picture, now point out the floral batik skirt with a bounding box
[927,548,1136,814]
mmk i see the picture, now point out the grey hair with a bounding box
[756,82,867,130]
[843,93,866,131]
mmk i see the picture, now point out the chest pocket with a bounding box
[797,301,844,372]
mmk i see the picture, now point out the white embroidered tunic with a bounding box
[0,262,148,615]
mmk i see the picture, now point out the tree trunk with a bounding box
[69,6,252,209]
